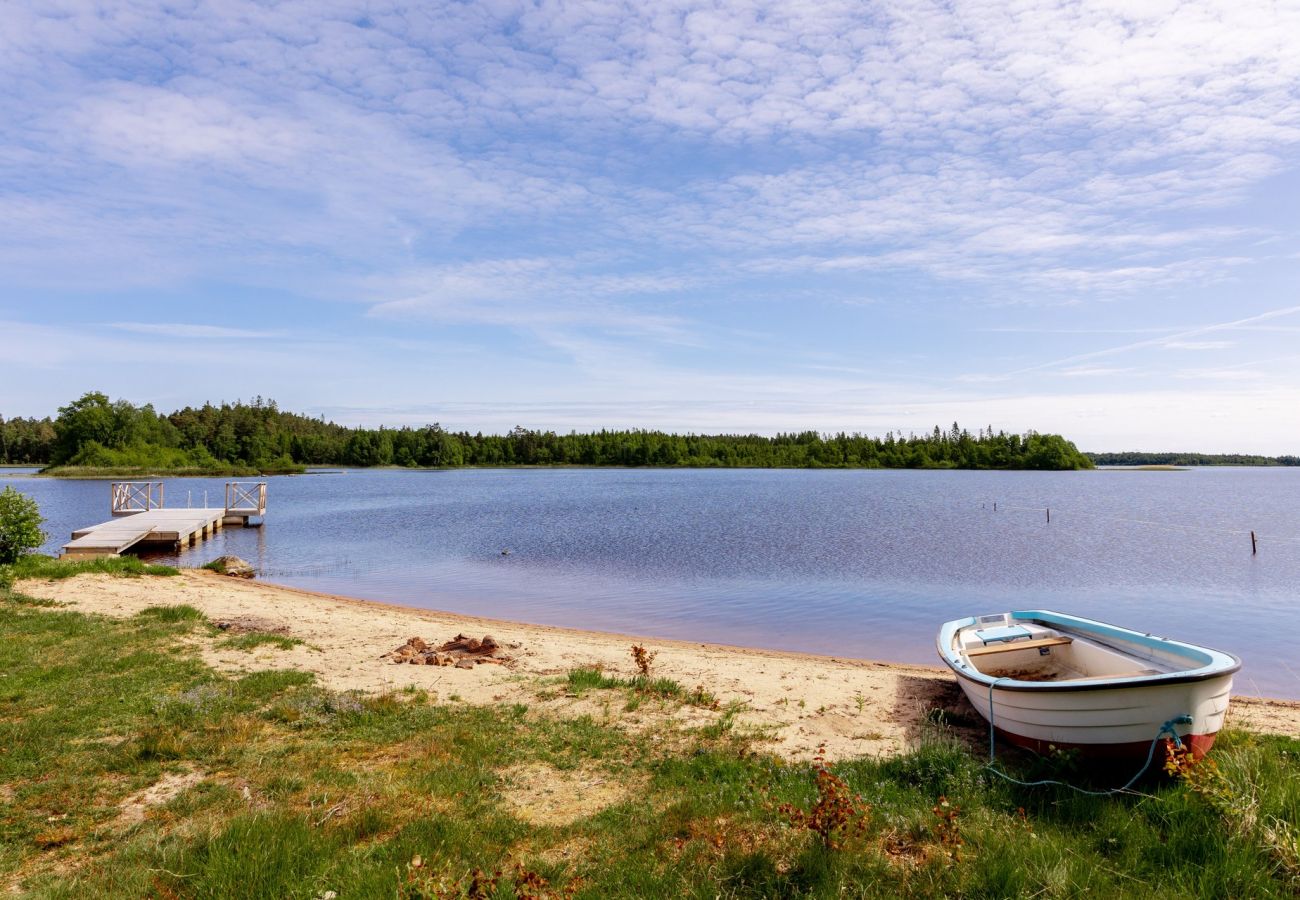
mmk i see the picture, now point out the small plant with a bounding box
[1163,741,1227,801]
[853,691,867,713]
[687,684,720,710]
[399,857,571,900]
[779,745,870,851]
[630,644,656,678]
[0,486,45,565]
[931,795,962,862]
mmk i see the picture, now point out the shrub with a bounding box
[0,486,45,564]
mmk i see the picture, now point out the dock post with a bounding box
[1251,531,1257,555]
[1046,508,1051,524]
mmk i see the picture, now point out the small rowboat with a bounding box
[937,610,1241,759]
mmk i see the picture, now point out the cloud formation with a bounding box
[2,0,1299,447]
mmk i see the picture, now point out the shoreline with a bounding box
[16,570,1300,760]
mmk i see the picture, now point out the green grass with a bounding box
[137,604,207,624]
[38,464,304,478]
[566,665,718,708]
[1,578,1298,898]
[218,632,304,651]
[10,554,178,580]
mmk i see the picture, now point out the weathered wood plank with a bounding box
[966,636,1073,657]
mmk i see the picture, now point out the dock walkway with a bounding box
[62,509,227,559]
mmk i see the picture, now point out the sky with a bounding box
[2,0,1299,453]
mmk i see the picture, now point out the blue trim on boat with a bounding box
[936,610,1241,693]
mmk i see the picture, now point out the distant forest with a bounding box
[1087,451,1300,467]
[5,391,1094,472]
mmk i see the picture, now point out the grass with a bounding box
[2,572,1299,897]
[218,632,304,651]
[138,604,207,623]
[38,464,304,478]
[566,665,719,709]
[9,554,179,580]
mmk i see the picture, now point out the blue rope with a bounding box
[983,677,1192,796]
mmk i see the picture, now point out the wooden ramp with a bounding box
[62,509,226,559]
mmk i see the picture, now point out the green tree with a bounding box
[51,391,116,463]
[0,486,45,564]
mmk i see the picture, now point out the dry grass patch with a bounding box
[499,763,643,827]
[115,769,207,827]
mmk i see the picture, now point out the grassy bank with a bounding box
[2,569,1298,897]
[38,464,304,478]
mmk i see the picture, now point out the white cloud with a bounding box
[362,258,699,345]
[107,322,284,339]
[1163,340,1234,351]
[994,304,1300,378]
[1056,366,1136,378]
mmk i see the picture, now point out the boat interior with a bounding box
[955,616,1181,683]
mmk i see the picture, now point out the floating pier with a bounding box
[61,481,266,559]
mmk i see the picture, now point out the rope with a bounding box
[983,676,1192,796]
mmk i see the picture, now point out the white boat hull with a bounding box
[938,610,1241,759]
[952,666,1234,758]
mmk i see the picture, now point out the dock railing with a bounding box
[225,482,267,516]
[111,482,163,515]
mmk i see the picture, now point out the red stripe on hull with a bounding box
[995,727,1219,762]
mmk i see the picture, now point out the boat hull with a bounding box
[952,664,1234,760]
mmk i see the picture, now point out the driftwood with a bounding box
[385,634,516,667]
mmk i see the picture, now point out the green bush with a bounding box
[0,486,45,564]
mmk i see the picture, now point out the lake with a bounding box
[4,466,1298,699]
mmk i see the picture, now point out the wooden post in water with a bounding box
[993,502,997,512]
[1251,531,1257,555]
[1047,508,1051,524]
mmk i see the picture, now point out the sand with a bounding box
[17,571,1299,760]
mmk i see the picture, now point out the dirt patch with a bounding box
[117,770,206,826]
[213,616,290,635]
[1229,695,1300,735]
[534,836,595,866]
[499,764,640,826]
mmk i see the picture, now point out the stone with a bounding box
[211,555,255,578]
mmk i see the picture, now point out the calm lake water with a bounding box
[4,467,1299,699]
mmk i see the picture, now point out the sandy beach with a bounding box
[18,571,1300,760]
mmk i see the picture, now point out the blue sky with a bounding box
[2,0,1299,452]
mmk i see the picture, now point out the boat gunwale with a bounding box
[936,609,1242,694]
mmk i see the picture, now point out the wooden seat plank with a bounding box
[967,636,1073,657]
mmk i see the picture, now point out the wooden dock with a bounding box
[61,481,267,559]
[62,508,227,559]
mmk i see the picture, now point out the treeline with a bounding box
[2,392,1096,472]
[1087,451,1300,467]
[0,416,53,464]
